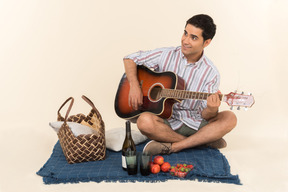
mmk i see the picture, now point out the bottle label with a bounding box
[122,155,127,169]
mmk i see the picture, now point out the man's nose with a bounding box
[182,36,189,44]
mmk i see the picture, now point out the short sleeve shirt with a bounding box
[124,46,220,130]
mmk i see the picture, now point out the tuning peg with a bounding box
[241,91,244,95]
[237,106,241,110]
[244,107,248,111]
[230,106,233,110]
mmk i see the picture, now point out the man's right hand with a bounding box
[123,58,143,110]
[128,83,143,110]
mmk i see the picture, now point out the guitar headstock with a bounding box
[223,92,255,110]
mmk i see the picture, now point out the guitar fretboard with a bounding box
[160,89,223,101]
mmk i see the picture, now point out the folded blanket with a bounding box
[37,141,241,185]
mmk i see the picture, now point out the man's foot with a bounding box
[143,140,172,156]
[206,138,227,149]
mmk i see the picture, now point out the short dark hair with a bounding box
[186,14,216,41]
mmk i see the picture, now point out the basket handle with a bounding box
[57,97,74,122]
[81,95,98,112]
[81,95,104,124]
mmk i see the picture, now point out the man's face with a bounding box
[181,24,211,61]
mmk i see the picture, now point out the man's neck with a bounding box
[185,51,203,64]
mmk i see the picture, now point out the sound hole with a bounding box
[149,85,162,101]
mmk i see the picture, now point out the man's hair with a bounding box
[186,14,216,41]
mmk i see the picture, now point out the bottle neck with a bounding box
[125,121,132,138]
[125,126,131,137]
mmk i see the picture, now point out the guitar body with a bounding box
[114,65,185,121]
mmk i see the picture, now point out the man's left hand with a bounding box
[206,91,221,113]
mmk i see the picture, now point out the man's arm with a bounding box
[123,48,164,110]
[123,59,143,110]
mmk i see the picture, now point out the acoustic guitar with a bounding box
[114,65,255,121]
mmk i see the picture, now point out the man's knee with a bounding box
[220,110,237,132]
[136,113,156,135]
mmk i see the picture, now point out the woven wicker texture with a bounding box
[57,96,106,164]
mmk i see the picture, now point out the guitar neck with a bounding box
[160,89,223,101]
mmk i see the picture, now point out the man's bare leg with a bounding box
[137,111,237,152]
[137,112,186,143]
[171,111,237,152]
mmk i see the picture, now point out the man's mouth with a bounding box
[182,44,191,49]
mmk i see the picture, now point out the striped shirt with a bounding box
[124,46,220,131]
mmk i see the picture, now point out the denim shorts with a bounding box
[163,119,208,137]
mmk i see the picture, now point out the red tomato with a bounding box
[150,163,160,174]
[161,162,171,172]
[153,156,164,165]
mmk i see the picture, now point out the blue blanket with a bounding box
[37,141,241,184]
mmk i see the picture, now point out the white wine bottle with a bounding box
[122,121,136,170]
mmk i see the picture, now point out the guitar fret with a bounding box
[166,90,170,97]
[200,93,205,100]
[175,90,178,98]
[161,89,223,101]
[177,90,180,98]
[179,90,182,99]
[203,94,208,100]
[191,92,195,99]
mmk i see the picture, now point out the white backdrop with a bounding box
[0,0,287,192]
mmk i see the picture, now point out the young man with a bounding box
[123,14,237,156]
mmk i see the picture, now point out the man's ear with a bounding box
[203,39,212,48]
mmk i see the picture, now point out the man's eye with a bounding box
[192,36,198,40]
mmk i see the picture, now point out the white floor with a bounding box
[1,124,287,192]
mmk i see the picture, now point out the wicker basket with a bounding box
[57,95,106,164]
